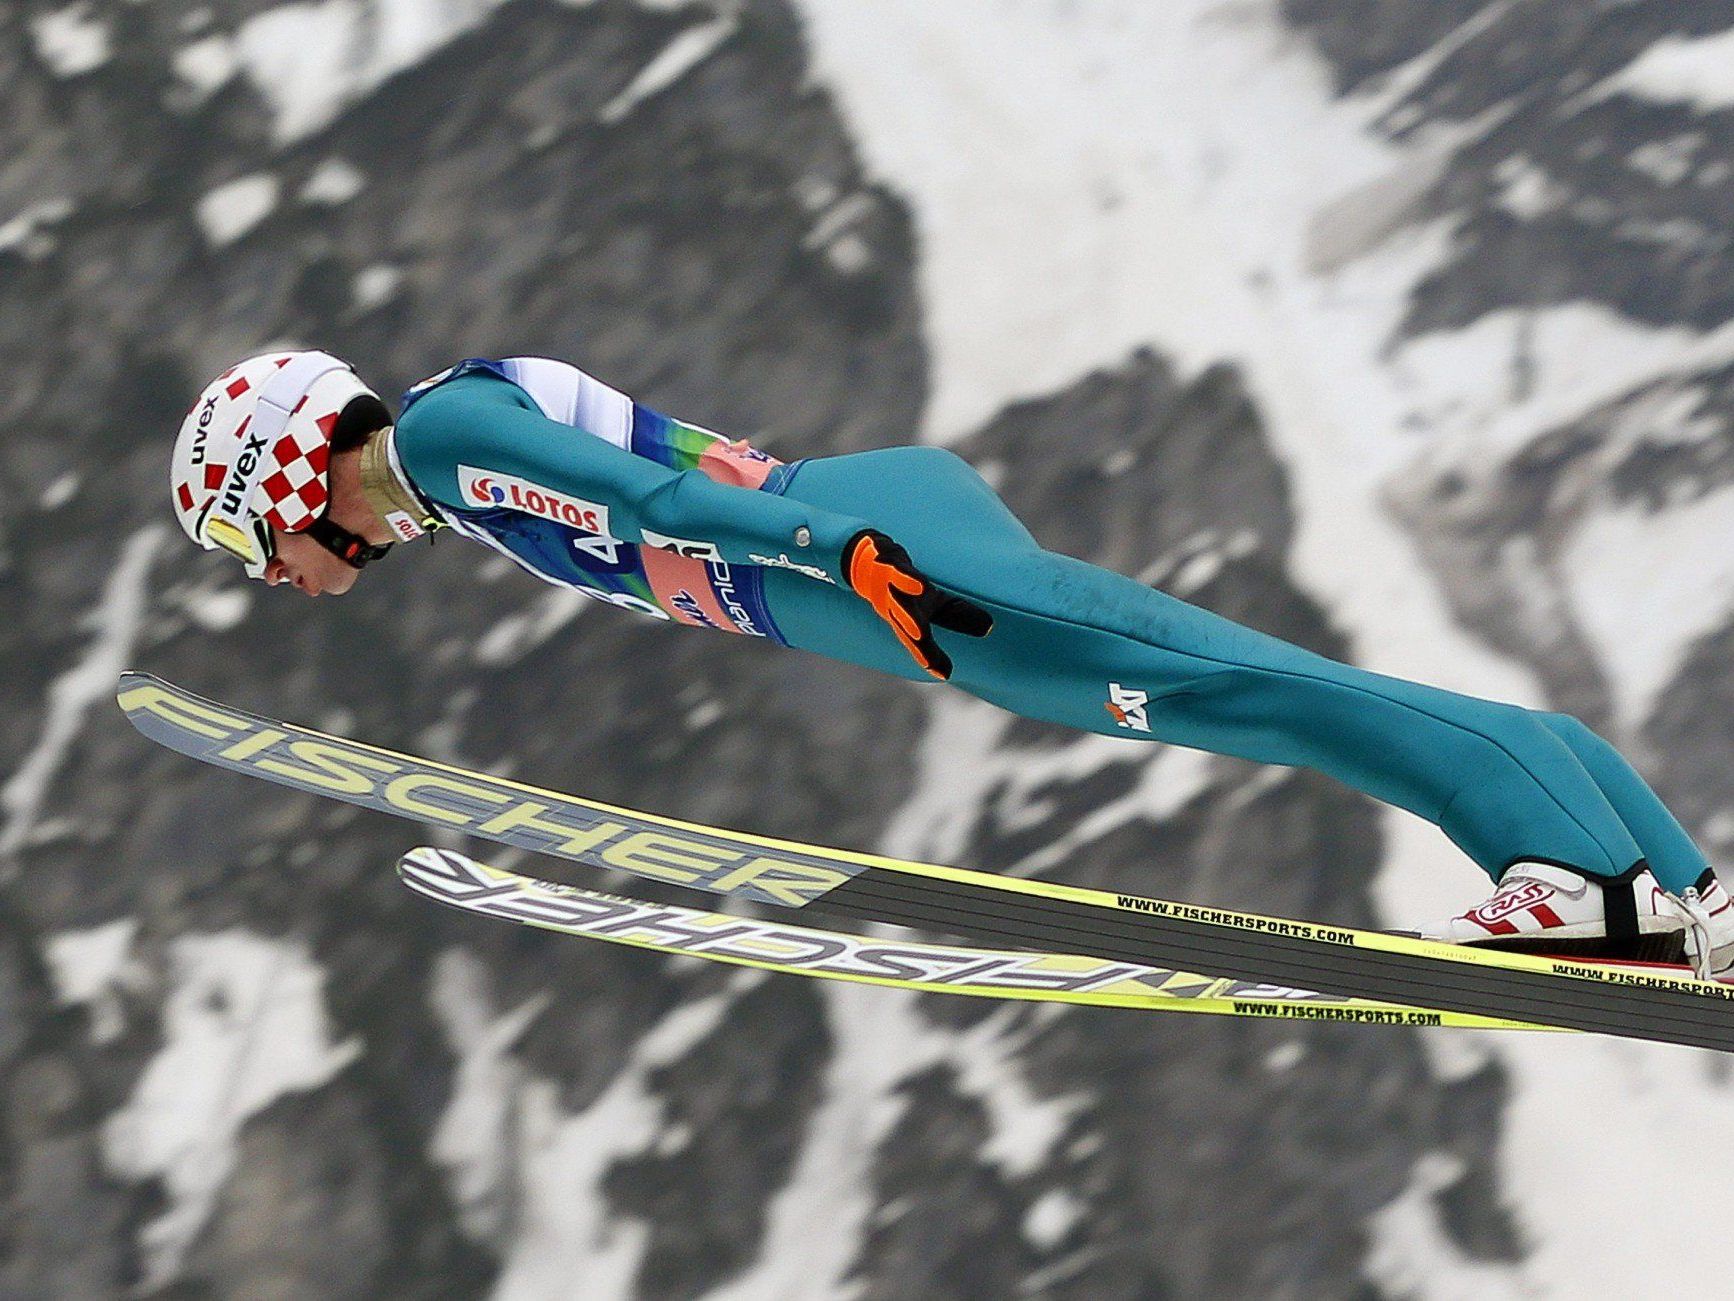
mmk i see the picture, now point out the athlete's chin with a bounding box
[305,569,361,597]
[287,574,354,598]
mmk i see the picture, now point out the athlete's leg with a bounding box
[767,447,1676,884]
[1532,713,1708,893]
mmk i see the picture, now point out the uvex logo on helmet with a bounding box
[219,432,270,517]
[190,395,219,465]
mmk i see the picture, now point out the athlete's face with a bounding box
[263,528,363,596]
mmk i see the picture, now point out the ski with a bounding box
[397,846,1552,1032]
[119,671,1734,1051]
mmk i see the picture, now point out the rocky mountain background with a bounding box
[5,0,1734,1296]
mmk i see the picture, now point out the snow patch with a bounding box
[1561,485,1734,733]
[599,14,737,125]
[172,34,240,100]
[1627,135,1703,188]
[183,581,252,633]
[1364,1152,1526,1298]
[196,174,280,247]
[490,982,747,1299]
[1159,528,1262,596]
[685,698,724,731]
[231,0,511,143]
[0,198,73,262]
[495,1081,651,1297]
[1594,28,1734,115]
[953,1008,1086,1178]
[39,471,80,509]
[802,192,879,275]
[1393,304,1708,458]
[1492,156,1569,220]
[1600,380,1725,448]
[473,588,591,665]
[44,919,139,1044]
[1,526,162,862]
[352,263,404,311]
[104,930,362,1291]
[1488,1037,1734,1292]
[301,158,366,206]
[1262,1040,1306,1073]
[700,985,948,1301]
[1023,1187,1086,1252]
[428,948,549,1244]
[1375,1041,1734,1296]
[30,4,111,77]
[794,1,1408,443]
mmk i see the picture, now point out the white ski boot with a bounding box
[1416,862,1689,966]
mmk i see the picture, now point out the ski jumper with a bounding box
[391,358,1710,894]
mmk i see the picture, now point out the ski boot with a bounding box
[1414,862,1689,967]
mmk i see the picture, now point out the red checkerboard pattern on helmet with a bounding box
[257,404,339,532]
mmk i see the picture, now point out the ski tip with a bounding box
[397,845,499,897]
[396,845,442,882]
[115,669,171,716]
[116,668,153,697]
[115,670,159,733]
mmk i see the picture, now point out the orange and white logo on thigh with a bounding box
[1106,682,1151,732]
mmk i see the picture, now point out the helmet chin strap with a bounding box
[301,514,393,569]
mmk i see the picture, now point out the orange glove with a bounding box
[843,530,993,680]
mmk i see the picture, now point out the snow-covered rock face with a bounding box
[7,0,1734,1296]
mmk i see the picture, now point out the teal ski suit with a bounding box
[391,357,1710,895]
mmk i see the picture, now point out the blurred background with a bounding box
[7,0,1734,1296]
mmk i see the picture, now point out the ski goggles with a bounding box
[203,510,278,579]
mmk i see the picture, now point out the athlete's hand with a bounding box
[842,530,992,680]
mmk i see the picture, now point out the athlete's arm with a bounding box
[399,372,992,676]
[396,372,869,584]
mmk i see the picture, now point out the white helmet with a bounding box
[171,350,378,575]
